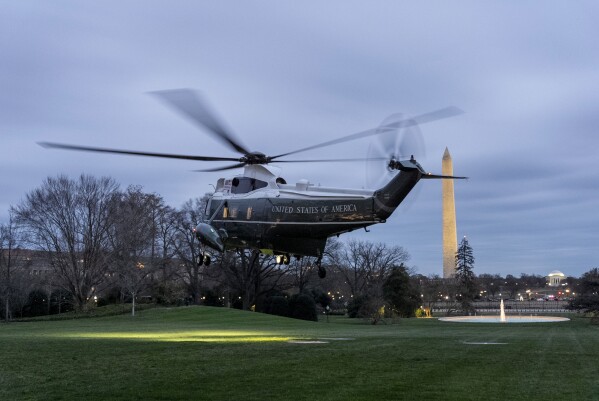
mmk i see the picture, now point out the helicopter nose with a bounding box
[194,223,225,252]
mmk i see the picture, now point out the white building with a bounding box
[547,270,566,287]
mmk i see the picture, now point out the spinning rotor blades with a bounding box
[38,142,241,162]
[272,106,462,160]
[39,89,463,172]
[150,89,250,155]
[366,113,425,189]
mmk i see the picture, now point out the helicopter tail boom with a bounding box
[373,157,466,219]
[373,168,421,220]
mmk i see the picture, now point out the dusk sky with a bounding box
[2,1,598,277]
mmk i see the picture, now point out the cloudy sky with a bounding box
[2,1,598,277]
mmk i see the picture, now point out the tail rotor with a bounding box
[366,113,425,189]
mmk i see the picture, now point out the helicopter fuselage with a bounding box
[197,162,423,259]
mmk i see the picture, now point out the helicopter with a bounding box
[40,89,466,278]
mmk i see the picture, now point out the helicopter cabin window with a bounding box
[222,179,233,194]
[246,206,253,220]
[229,207,239,219]
[231,177,268,194]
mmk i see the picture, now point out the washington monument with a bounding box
[442,147,458,278]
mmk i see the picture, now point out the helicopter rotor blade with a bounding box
[192,162,248,172]
[38,142,241,162]
[269,126,396,160]
[270,106,463,160]
[409,106,464,125]
[397,120,425,160]
[274,157,388,163]
[150,89,250,155]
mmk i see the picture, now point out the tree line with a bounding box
[0,174,415,321]
[1,174,598,321]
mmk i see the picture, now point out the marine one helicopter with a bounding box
[40,89,466,278]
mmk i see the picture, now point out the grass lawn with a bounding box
[1,306,597,401]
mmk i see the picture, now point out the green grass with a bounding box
[1,307,598,401]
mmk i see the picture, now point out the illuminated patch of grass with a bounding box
[57,330,291,342]
[1,307,598,401]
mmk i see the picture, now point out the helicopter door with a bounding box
[252,198,268,247]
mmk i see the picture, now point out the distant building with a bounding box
[1,248,52,276]
[547,270,566,287]
[524,270,570,300]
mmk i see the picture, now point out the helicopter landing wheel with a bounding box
[197,252,211,267]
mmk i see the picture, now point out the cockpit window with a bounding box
[231,177,268,194]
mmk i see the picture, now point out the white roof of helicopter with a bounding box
[242,164,282,182]
[212,164,375,199]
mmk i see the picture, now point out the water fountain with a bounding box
[438,299,569,323]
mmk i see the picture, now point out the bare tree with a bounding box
[477,273,502,299]
[288,238,340,293]
[14,175,119,311]
[108,186,163,316]
[1,211,26,321]
[174,197,208,304]
[414,274,444,309]
[332,239,410,297]
[153,202,179,288]
[287,257,317,294]
[136,191,180,304]
[502,274,520,299]
[518,273,548,295]
[8,267,34,318]
[221,249,288,310]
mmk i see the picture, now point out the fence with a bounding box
[431,300,571,314]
